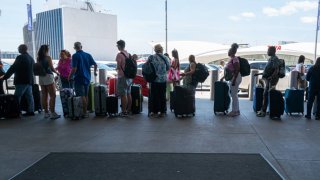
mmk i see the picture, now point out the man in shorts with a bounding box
[116,40,132,116]
[68,42,97,118]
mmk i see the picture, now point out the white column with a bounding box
[210,70,219,101]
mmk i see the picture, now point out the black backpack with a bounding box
[238,57,250,77]
[142,58,157,83]
[193,63,209,83]
[121,52,137,79]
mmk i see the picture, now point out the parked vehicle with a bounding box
[239,60,291,92]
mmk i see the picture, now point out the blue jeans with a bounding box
[307,89,320,116]
[15,84,34,113]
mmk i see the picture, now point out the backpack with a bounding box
[193,63,209,83]
[121,52,137,79]
[238,57,250,77]
[278,59,286,78]
[33,62,47,76]
[142,56,157,83]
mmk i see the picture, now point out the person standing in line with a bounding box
[37,45,61,119]
[68,42,97,118]
[169,49,180,87]
[0,44,35,116]
[148,44,170,117]
[116,40,133,116]
[56,50,72,89]
[256,46,281,117]
[181,55,198,92]
[305,57,320,120]
[220,43,242,117]
[294,55,307,90]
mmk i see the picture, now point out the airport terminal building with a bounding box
[23,0,118,60]
[155,41,319,66]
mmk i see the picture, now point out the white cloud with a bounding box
[241,12,256,18]
[263,1,317,17]
[229,12,256,21]
[300,16,317,23]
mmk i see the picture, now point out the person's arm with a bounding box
[68,55,78,80]
[232,61,240,86]
[306,67,312,81]
[48,56,59,75]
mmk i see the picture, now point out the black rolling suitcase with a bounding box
[20,84,42,113]
[131,84,142,114]
[106,96,118,116]
[171,86,195,117]
[94,85,107,116]
[269,89,284,119]
[0,80,20,119]
[214,81,230,115]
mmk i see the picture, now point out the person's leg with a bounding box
[25,85,34,113]
[306,89,315,119]
[82,84,89,116]
[14,85,27,113]
[159,82,167,115]
[150,82,159,114]
[316,91,320,120]
[257,80,269,117]
[0,79,4,94]
[47,83,56,113]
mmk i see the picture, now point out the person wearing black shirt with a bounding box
[0,44,35,116]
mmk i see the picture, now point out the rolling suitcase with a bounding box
[60,88,74,117]
[94,85,108,116]
[172,86,195,117]
[170,91,174,112]
[214,81,230,115]
[108,78,117,95]
[20,84,42,113]
[253,87,264,112]
[284,89,304,115]
[106,96,118,116]
[131,84,143,114]
[68,96,83,120]
[0,80,20,119]
[87,82,95,113]
[269,89,284,119]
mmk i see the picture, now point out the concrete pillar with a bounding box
[290,71,299,89]
[210,70,219,101]
[249,69,259,101]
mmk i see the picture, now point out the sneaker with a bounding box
[44,112,50,118]
[305,115,311,119]
[119,112,128,117]
[256,111,266,117]
[50,112,61,120]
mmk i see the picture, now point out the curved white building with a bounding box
[153,41,320,65]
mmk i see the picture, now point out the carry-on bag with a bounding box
[94,85,108,116]
[60,88,74,117]
[67,90,83,120]
[106,80,118,116]
[269,89,284,119]
[131,84,143,114]
[284,89,304,115]
[20,84,42,113]
[0,80,20,118]
[87,82,95,113]
[171,86,195,117]
[214,81,230,115]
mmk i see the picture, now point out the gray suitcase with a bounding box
[94,85,108,116]
[68,96,83,120]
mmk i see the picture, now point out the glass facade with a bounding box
[0,52,19,59]
[35,8,63,60]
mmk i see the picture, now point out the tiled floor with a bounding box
[1,92,319,179]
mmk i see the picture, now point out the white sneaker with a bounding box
[44,112,50,118]
[50,112,61,120]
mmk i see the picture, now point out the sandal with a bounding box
[119,112,128,117]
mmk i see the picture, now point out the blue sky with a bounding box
[0,0,319,53]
